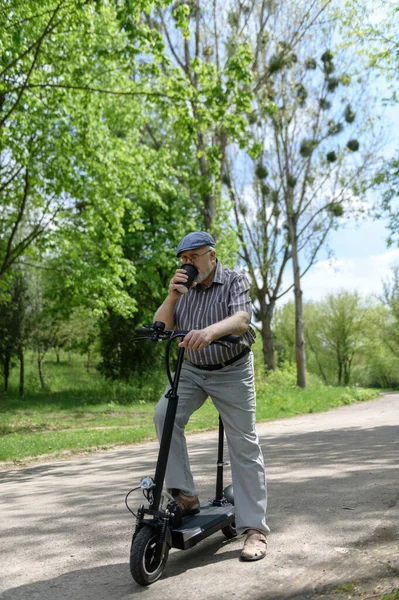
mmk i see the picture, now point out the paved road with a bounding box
[1,394,398,600]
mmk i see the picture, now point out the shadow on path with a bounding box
[1,409,398,600]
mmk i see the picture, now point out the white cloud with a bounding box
[279,248,399,304]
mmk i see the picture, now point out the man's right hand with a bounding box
[169,268,196,298]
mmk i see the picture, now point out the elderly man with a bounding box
[153,231,269,561]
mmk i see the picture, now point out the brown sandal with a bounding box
[240,529,267,561]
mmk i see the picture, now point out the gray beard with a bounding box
[195,265,214,283]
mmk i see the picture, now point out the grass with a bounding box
[334,583,356,593]
[330,581,398,599]
[380,591,399,600]
[0,346,379,464]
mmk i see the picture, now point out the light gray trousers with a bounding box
[153,352,269,536]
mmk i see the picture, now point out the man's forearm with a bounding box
[204,311,250,341]
[153,294,179,330]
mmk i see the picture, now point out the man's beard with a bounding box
[195,265,214,283]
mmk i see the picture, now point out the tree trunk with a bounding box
[19,346,24,396]
[86,348,91,372]
[55,346,60,364]
[338,360,342,385]
[343,355,352,385]
[4,352,11,392]
[290,221,307,388]
[307,337,328,384]
[204,191,216,231]
[259,298,276,370]
[38,351,45,389]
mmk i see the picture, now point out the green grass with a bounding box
[335,583,356,593]
[380,591,399,600]
[0,348,379,464]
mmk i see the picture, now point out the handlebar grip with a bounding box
[217,334,241,344]
[134,327,152,336]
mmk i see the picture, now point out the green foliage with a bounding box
[377,156,399,245]
[347,139,360,151]
[327,151,337,163]
[255,361,377,420]
[344,104,356,123]
[328,121,344,136]
[275,292,399,389]
[255,164,269,179]
[328,203,344,217]
[269,53,287,74]
[305,58,317,70]
[0,0,390,394]
[319,98,332,110]
[327,77,340,92]
[0,272,27,390]
[0,0,175,317]
[172,3,191,39]
[296,84,308,106]
[300,139,318,157]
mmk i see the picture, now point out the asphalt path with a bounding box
[0,394,398,600]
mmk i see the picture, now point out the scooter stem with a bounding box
[152,345,186,510]
[215,415,225,501]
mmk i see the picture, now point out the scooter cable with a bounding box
[165,334,185,386]
[125,486,141,517]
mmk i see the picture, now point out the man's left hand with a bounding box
[178,329,213,350]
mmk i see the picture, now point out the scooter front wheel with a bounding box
[130,525,169,586]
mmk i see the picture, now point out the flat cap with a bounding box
[176,231,215,257]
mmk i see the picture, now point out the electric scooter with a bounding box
[126,321,240,586]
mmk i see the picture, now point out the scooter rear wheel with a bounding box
[130,525,169,585]
[222,520,237,539]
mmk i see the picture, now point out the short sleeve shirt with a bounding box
[174,260,256,367]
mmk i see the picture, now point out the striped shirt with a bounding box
[174,260,256,366]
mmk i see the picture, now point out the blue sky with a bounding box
[284,217,399,303]
[280,96,399,304]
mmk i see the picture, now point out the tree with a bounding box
[382,266,399,356]
[0,271,27,393]
[337,0,399,243]
[350,301,399,389]
[275,292,370,386]
[0,0,178,318]
[314,292,367,385]
[131,1,256,234]
[223,1,380,385]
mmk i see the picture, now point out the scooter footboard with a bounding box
[170,502,235,550]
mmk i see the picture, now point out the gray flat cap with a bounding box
[176,232,215,257]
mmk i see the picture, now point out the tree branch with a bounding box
[1,168,30,277]
[0,2,64,128]
[6,82,187,102]
[0,165,23,195]
[156,8,187,74]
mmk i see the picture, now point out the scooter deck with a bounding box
[170,501,235,550]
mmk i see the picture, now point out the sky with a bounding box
[281,217,399,304]
[280,95,399,305]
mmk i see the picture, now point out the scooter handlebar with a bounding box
[166,330,241,344]
[133,325,241,344]
[134,327,153,336]
[215,334,241,344]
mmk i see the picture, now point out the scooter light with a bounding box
[140,476,155,490]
